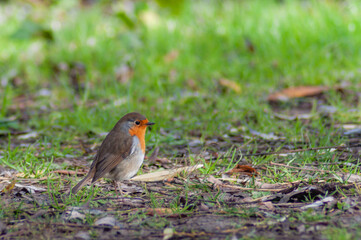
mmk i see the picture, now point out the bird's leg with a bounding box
[117,181,124,197]
[112,180,124,198]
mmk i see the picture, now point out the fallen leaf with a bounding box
[163,50,179,63]
[334,173,361,183]
[301,196,335,210]
[219,176,249,184]
[336,124,361,130]
[214,184,287,192]
[131,164,203,182]
[156,158,171,164]
[186,78,197,90]
[115,64,134,84]
[18,132,39,140]
[10,95,35,111]
[146,208,173,216]
[74,231,91,240]
[14,183,46,193]
[1,179,16,193]
[268,86,329,102]
[51,170,87,176]
[219,177,296,191]
[219,78,242,93]
[279,186,324,203]
[163,227,174,240]
[188,139,202,147]
[207,175,223,186]
[226,165,258,176]
[273,112,313,121]
[261,201,275,211]
[317,105,337,115]
[94,216,118,227]
[63,209,86,221]
[254,181,293,189]
[37,88,52,96]
[343,129,361,136]
[116,182,144,194]
[244,37,255,53]
[248,128,284,140]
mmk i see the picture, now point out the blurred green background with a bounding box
[1,0,361,148]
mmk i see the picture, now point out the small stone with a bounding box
[74,231,90,240]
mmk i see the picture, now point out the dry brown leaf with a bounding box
[146,208,173,216]
[261,201,275,211]
[268,85,329,102]
[334,173,361,183]
[244,38,255,53]
[10,95,35,111]
[254,181,293,189]
[186,78,197,90]
[226,165,258,176]
[51,170,87,176]
[207,175,223,186]
[163,50,179,63]
[131,164,203,182]
[1,179,16,193]
[115,64,134,84]
[155,158,171,164]
[219,78,242,93]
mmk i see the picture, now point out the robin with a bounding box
[71,112,154,194]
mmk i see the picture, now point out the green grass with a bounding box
[0,0,354,171]
[1,0,361,239]
[1,0,361,140]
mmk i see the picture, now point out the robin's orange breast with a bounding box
[128,119,150,153]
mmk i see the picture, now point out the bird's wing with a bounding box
[91,131,133,183]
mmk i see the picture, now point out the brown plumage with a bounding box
[71,112,154,194]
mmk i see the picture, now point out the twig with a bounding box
[0,176,60,181]
[91,196,148,202]
[219,183,288,192]
[50,170,86,176]
[48,222,127,229]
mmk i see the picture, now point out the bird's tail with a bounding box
[71,169,95,194]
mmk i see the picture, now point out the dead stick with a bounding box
[0,176,60,181]
[220,183,287,192]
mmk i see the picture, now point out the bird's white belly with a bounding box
[108,136,144,181]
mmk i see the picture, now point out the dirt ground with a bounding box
[2,92,361,239]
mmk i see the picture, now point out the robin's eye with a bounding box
[135,120,140,125]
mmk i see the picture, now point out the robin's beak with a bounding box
[146,122,155,126]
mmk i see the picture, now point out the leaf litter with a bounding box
[2,87,361,239]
